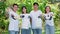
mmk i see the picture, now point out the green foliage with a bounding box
[0,1,7,30]
[0,0,60,31]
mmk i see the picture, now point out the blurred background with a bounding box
[0,0,60,34]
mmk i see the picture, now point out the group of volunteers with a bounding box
[6,2,55,34]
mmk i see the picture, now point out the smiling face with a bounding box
[22,6,27,14]
[13,5,18,12]
[22,7,26,13]
[45,6,51,13]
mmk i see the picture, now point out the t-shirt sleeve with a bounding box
[40,11,42,14]
[28,14,31,18]
[30,11,32,18]
[50,12,54,17]
[50,12,54,19]
[39,10,42,16]
[44,14,46,20]
[9,9,13,15]
[20,14,22,18]
[51,12,53,14]
[20,14,25,18]
[9,11,12,16]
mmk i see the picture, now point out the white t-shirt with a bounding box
[20,14,31,29]
[44,12,54,26]
[8,9,19,31]
[30,10,42,29]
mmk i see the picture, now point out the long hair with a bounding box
[45,6,51,13]
[21,6,27,14]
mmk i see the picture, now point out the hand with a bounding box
[6,7,12,13]
[6,7,10,12]
[50,14,53,16]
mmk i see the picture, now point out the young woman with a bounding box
[20,6,31,34]
[44,6,55,34]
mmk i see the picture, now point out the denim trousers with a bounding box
[9,31,19,34]
[21,28,31,34]
[32,29,42,34]
[45,24,55,34]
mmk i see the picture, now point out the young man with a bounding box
[7,4,19,34]
[30,2,42,34]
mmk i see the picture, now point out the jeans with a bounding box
[9,31,19,34]
[21,28,31,34]
[45,24,55,34]
[32,29,42,34]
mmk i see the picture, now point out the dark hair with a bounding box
[22,6,27,14]
[45,6,51,13]
[13,4,18,7]
[33,2,39,6]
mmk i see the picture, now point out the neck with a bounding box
[13,9,16,12]
[34,9,38,12]
[24,12,26,14]
[46,12,50,14]
[13,10,16,13]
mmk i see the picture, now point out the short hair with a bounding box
[13,4,18,7]
[33,2,39,6]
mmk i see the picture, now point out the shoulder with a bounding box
[37,10,42,14]
[38,10,42,11]
[30,10,34,13]
[9,10,14,15]
[20,14,24,16]
[44,14,46,16]
[44,13,47,16]
[50,12,53,14]
[26,14,30,15]
[38,10,42,13]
